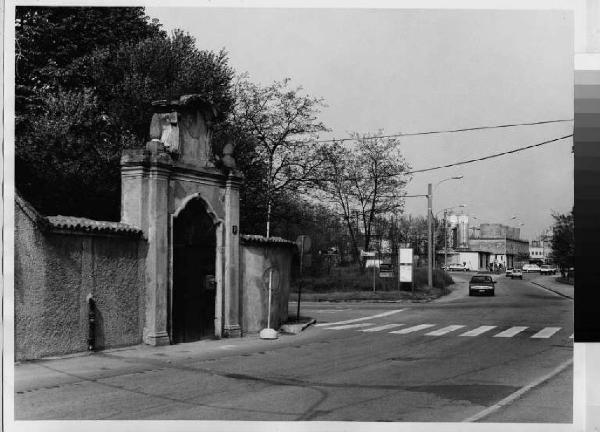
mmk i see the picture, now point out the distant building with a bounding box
[437,214,529,271]
[529,229,553,263]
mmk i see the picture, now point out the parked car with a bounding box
[522,264,541,273]
[505,268,513,277]
[469,274,496,296]
[539,265,557,275]
[447,263,469,272]
[510,268,523,279]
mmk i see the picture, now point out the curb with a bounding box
[280,319,317,334]
[530,281,574,300]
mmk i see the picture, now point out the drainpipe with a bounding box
[86,294,96,351]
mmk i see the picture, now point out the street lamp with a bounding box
[427,175,464,289]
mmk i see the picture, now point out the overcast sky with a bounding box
[146,7,574,240]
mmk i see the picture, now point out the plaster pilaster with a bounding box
[143,163,171,346]
[223,174,242,337]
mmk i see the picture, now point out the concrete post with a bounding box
[223,173,242,337]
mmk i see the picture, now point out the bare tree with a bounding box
[230,77,328,236]
[315,132,411,262]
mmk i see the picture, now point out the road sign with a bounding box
[399,248,413,264]
[379,270,394,278]
[399,265,413,282]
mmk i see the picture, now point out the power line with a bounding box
[308,132,573,185]
[316,118,573,144]
[407,133,573,175]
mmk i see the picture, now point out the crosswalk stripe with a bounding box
[493,326,528,338]
[315,309,404,327]
[326,323,375,330]
[360,323,405,332]
[531,327,561,339]
[425,325,465,336]
[390,324,436,334]
[459,325,497,337]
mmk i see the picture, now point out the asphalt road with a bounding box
[13,273,573,423]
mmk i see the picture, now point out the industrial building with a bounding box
[437,213,530,271]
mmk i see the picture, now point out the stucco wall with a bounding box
[240,240,293,334]
[15,201,146,360]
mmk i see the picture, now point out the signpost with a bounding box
[399,246,414,296]
[295,235,311,323]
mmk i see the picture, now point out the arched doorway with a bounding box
[172,198,217,343]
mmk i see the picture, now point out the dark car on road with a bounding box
[469,274,496,296]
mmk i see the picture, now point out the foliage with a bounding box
[228,77,329,236]
[315,132,411,262]
[292,265,452,293]
[15,7,235,219]
[16,7,165,124]
[549,210,574,269]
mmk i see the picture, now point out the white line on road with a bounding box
[359,323,405,332]
[303,309,349,313]
[314,309,404,327]
[493,326,528,338]
[463,357,573,422]
[390,324,436,334]
[459,326,497,337]
[531,327,562,339]
[425,325,465,336]
[325,323,375,330]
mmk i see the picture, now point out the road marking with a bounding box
[359,323,405,332]
[304,309,349,313]
[493,326,528,338]
[325,323,375,330]
[463,357,573,422]
[314,309,404,327]
[459,325,497,337]
[425,325,465,336]
[531,327,561,339]
[390,324,435,334]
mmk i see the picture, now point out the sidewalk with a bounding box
[530,275,574,299]
[14,329,321,392]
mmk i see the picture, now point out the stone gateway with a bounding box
[14,95,295,360]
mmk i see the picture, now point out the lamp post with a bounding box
[427,176,464,289]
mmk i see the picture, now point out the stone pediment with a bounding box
[149,95,220,169]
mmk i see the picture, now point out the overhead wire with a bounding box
[315,118,573,144]
[406,133,573,174]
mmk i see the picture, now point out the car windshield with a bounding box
[471,276,492,283]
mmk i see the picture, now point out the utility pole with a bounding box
[427,183,433,289]
[444,208,448,268]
